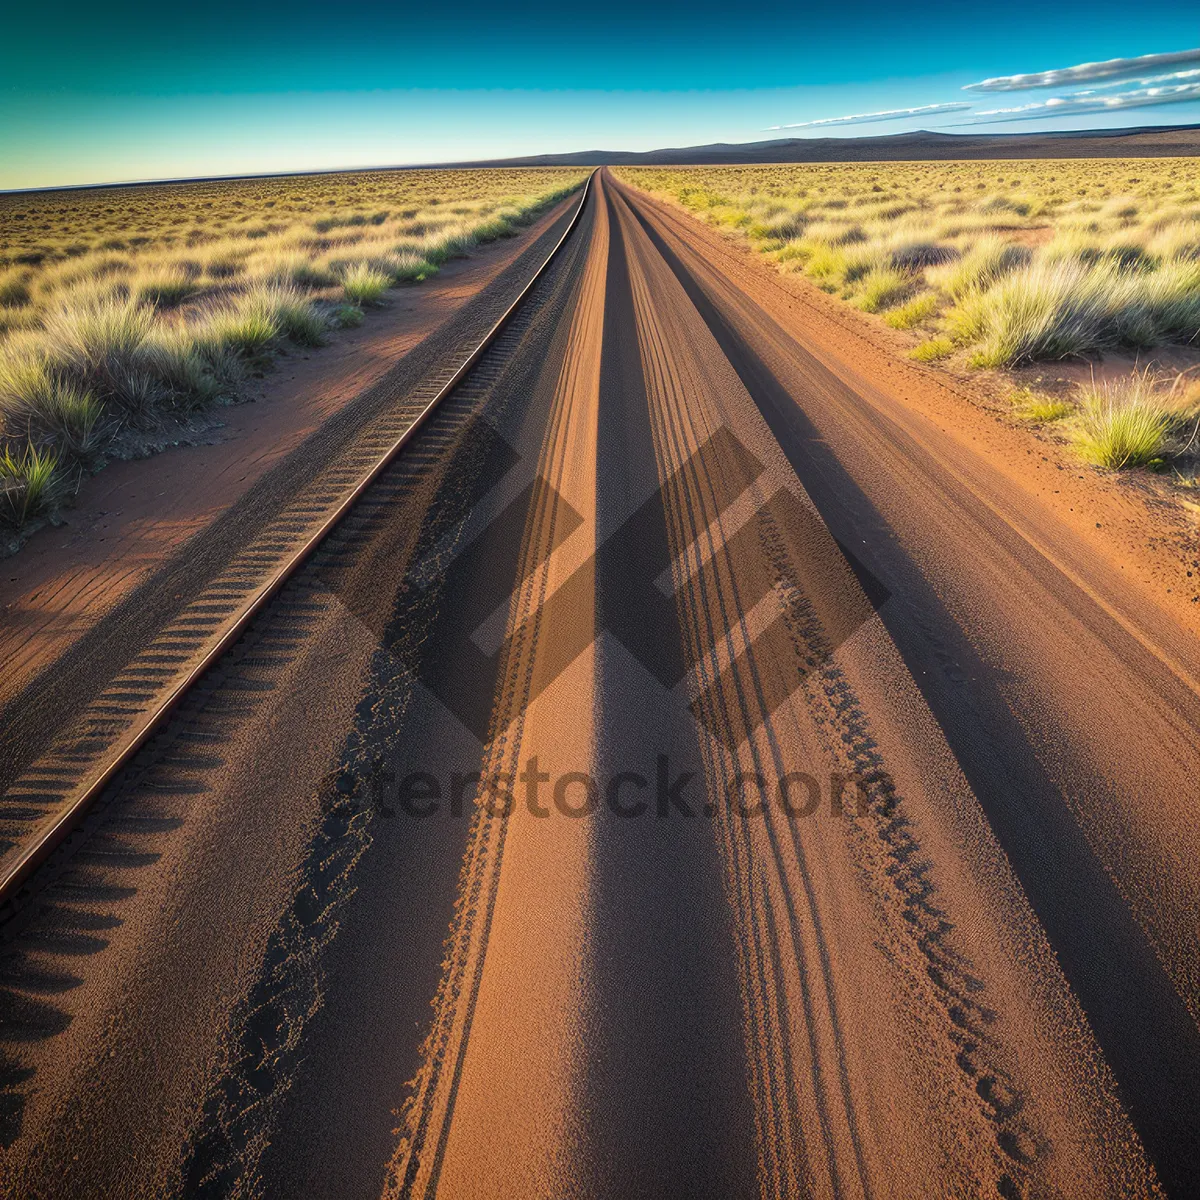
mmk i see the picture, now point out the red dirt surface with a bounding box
[0,198,574,708]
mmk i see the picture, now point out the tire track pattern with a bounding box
[0,216,586,1173]
[0,186,590,904]
[383,195,604,1199]
[612,181,1044,1199]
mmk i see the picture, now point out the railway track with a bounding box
[2,168,1196,1198]
[0,171,595,918]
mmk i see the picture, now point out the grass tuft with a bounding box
[934,237,1029,300]
[947,260,1117,366]
[389,253,438,282]
[1010,388,1075,422]
[0,443,61,526]
[199,305,277,358]
[885,293,939,329]
[857,268,912,313]
[910,336,954,362]
[189,284,326,357]
[340,263,391,305]
[142,326,238,409]
[1069,373,1174,468]
[39,292,162,418]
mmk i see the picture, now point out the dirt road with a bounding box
[1,169,1197,1198]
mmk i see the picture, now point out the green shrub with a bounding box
[331,304,364,328]
[0,443,61,526]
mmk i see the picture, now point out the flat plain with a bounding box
[619,160,1200,475]
[0,167,586,538]
[1,165,1199,1200]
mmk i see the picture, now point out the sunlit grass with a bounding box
[198,305,278,358]
[132,266,198,308]
[0,167,586,534]
[618,159,1200,367]
[340,263,392,306]
[1068,372,1178,468]
[910,336,955,362]
[857,268,912,313]
[238,283,327,347]
[1010,388,1075,422]
[885,293,939,329]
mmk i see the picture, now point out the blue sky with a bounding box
[3,1,1198,188]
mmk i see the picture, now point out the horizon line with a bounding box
[5,119,1199,197]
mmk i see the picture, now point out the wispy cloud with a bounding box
[1079,67,1200,92]
[963,81,1200,124]
[963,49,1200,93]
[765,103,972,131]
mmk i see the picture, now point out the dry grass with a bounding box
[0,167,586,536]
[617,160,1200,368]
[1010,388,1075,423]
[1067,372,1195,469]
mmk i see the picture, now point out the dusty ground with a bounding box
[628,182,1200,626]
[0,170,1197,1198]
[0,194,575,708]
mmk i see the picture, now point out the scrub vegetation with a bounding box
[1036,371,1199,471]
[0,167,585,538]
[618,160,1200,476]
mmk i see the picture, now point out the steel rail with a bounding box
[0,169,597,907]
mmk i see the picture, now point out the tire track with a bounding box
[610,178,1044,1198]
[385,182,607,1199]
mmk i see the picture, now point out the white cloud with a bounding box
[765,102,972,131]
[966,81,1200,123]
[963,49,1200,93]
[1076,67,1200,93]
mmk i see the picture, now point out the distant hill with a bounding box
[11,123,1198,198]
[453,123,1200,166]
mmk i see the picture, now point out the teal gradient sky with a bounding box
[3,2,1199,189]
